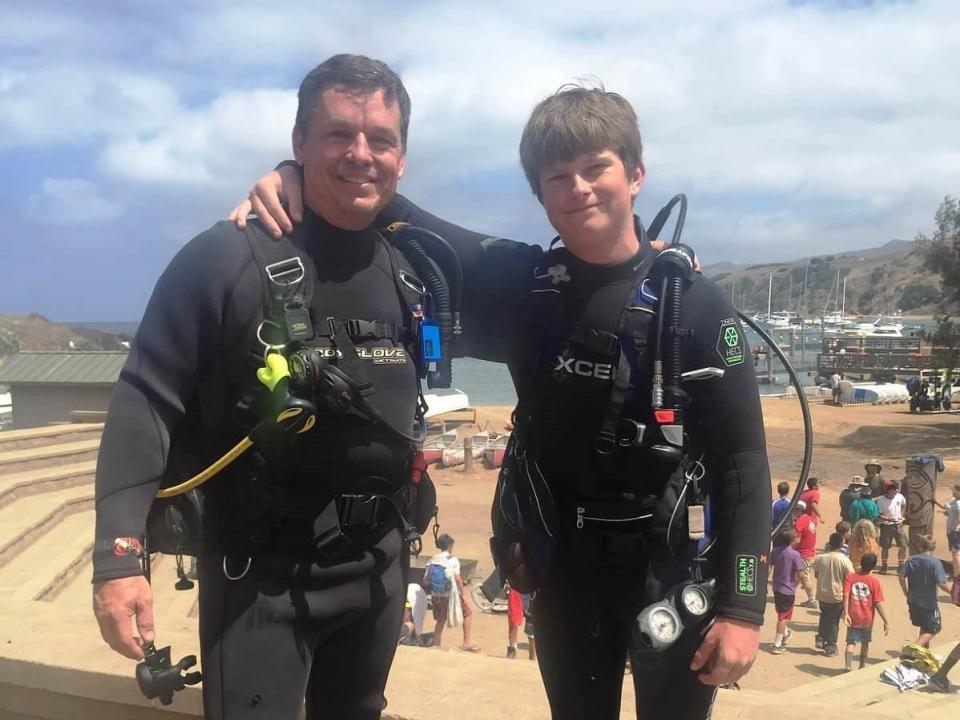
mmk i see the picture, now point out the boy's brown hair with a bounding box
[774,527,797,547]
[519,84,643,199]
[918,534,936,553]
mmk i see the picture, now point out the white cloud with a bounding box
[0,67,180,149]
[97,89,296,186]
[3,0,959,264]
[26,178,123,224]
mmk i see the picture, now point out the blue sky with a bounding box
[2,0,958,320]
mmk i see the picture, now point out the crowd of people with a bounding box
[769,465,960,689]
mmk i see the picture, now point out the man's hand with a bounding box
[844,614,852,627]
[690,617,759,686]
[883,620,890,636]
[93,576,155,660]
[227,164,304,238]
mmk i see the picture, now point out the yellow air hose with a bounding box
[155,352,313,499]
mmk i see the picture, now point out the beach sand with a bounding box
[420,398,960,693]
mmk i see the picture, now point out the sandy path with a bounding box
[420,400,960,692]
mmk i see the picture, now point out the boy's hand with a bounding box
[844,614,852,627]
[882,621,889,636]
[227,164,303,238]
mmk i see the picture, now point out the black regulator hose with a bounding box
[738,313,814,538]
[666,274,684,404]
[391,226,464,389]
[648,193,814,541]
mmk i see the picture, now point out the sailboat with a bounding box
[821,270,857,334]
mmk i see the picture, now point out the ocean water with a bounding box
[67,318,937,404]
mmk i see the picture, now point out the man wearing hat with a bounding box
[840,476,869,522]
[864,460,884,498]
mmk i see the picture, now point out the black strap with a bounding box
[596,233,658,455]
[244,226,315,346]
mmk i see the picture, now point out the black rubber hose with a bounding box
[395,226,463,316]
[394,234,454,388]
[666,274,684,400]
[739,312,814,539]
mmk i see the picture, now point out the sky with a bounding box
[2,0,958,321]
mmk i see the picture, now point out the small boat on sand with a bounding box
[440,432,490,468]
[420,429,459,465]
[482,434,511,469]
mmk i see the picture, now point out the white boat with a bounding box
[856,313,904,338]
[764,311,802,329]
[422,389,470,419]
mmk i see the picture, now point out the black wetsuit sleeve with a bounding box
[93,223,254,582]
[377,195,542,363]
[682,277,771,625]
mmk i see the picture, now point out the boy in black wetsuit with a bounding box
[235,82,770,720]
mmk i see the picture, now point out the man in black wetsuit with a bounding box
[93,55,425,719]
[236,83,771,719]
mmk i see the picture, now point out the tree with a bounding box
[923,317,960,382]
[899,283,940,311]
[918,196,960,381]
[918,195,960,310]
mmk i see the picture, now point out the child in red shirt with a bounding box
[843,552,890,671]
[793,501,819,606]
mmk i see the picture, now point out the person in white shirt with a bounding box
[875,480,908,573]
[423,534,480,651]
[945,484,960,579]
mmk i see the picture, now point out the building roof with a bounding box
[0,351,128,385]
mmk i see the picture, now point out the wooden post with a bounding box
[800,320,806,363]
[464,436,474,472]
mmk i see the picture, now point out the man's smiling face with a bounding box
[293,86,406,230]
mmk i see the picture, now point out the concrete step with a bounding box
[0,488,94,569]
[0,424,103,453]
[0,510,94,600]
[0,440,100,475]
[0,461,95,512]
[775,641,960,717]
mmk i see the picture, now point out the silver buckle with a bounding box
[265,257,305,287]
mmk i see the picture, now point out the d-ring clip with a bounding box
[222,556,252,581]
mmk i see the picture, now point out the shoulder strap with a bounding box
[244,225,316,347]
[513,248,568,427]
[595,246,659,454]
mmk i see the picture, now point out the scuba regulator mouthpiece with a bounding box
[136,642,202,705]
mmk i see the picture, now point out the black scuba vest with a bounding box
[234,222,431,489]
[515,243,667,495]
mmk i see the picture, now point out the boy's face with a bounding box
[538,149,643,255]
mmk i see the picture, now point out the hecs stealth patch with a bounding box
[716,318,744,367]
[735,555,758,595]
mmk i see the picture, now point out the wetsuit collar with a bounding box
[552,216,652,284]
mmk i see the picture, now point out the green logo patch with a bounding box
[735,555,757,595]
[716,318,744,367]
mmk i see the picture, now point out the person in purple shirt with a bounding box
[771,481,791,529]
[770,527,806,654]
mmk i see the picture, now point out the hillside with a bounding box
[704,239,945,317]
[0,313,130,360]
